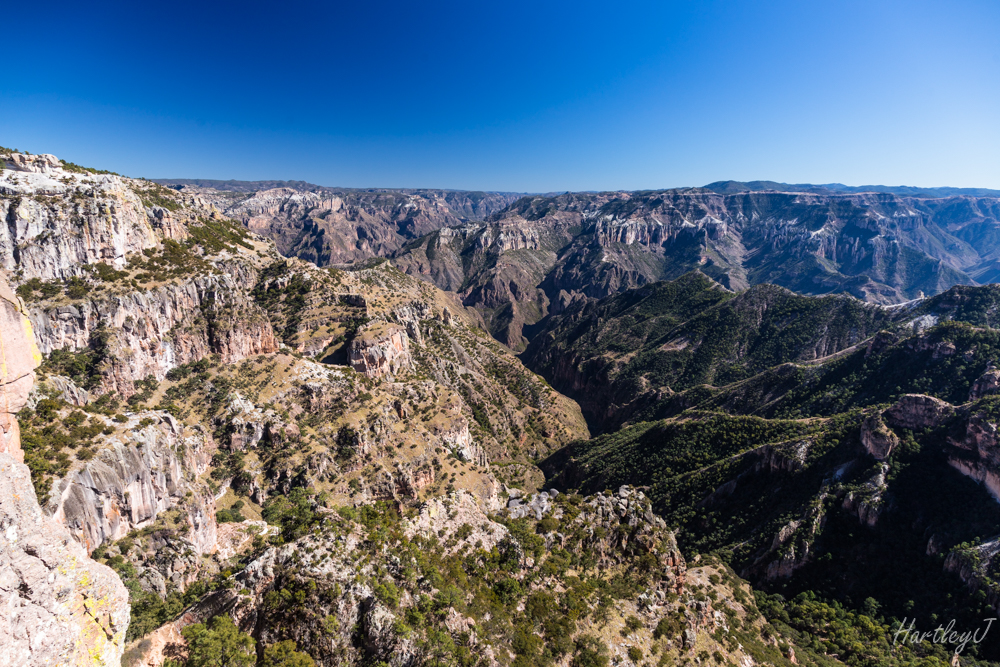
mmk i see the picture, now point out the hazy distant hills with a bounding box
[703,180,1000,198]
[154,178,331,192]
[154,177,525,198]
[157,177,1000,199]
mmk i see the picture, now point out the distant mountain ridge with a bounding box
[702,180,1000,198]
[391,188,1000,349]
[154,177,525,198]
[151,182,524,267]
[155,177,1000,199]
[149,176,1000,352]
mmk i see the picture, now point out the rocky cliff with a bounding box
[392,189,1000,349]
[0,280,41,459]
[348,324,411,378]
[0,275,130,666]
[1,151,282,399]
[168,184,521,267]
[0,153,205,281]
[29,272,279,398]
[47,411,217,555]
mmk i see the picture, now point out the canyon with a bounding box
[6,147,1000,666]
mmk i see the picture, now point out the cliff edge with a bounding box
[0,277,130,667]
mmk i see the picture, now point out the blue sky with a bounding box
[2,0,997,191]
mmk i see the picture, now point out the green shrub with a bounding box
[182,615,255,667]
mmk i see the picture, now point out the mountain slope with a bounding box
[522,272,899,432]
[157,181,522,267]
[390,189,1000,349]
[535,285,1000,663]
[0,149,590,664]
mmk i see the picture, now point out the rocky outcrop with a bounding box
[349,324,411,379]
[944,538,1000,616]
[218,393,276,451]
[0,157,159,280]
[860,413,899,460]
[506,488,560,521]
[433,418,486,466]
[883,394,954,431]
[405,490,507,553]
[0,281,42,460]
[2,153,61,173]
[970,366,1000,401]
[38,375,91,407]
[841,463,889,527]
[0,274,130,666]
[48,413,217,554]
[572,486,685,578]
[0,451,131,667]
[30,273,278,397]
[757,498,827,580]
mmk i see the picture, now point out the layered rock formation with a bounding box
[169,184,521,267]
[0,281,41,459]
[1,154,159,280]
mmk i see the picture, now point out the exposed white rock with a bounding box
[47,413,217,555]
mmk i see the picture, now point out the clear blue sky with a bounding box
[2,0,997,191]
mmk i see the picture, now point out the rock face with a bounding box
[3,153,62,173]
[883,393,955,431]
[30,273,279,398]
[0,275,130,667]
[944,538,1000,614]
[0,452,131,667]
[179,185,521,267]
[48,412,217,554]
[970,366,1000,400]
[860,414,900,461]
[394,189,1000,349]
[0,281,42,460]
[0,157,159,280]
[2,151,282,398]
[841,463,890,528]
[348,324,411,378]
